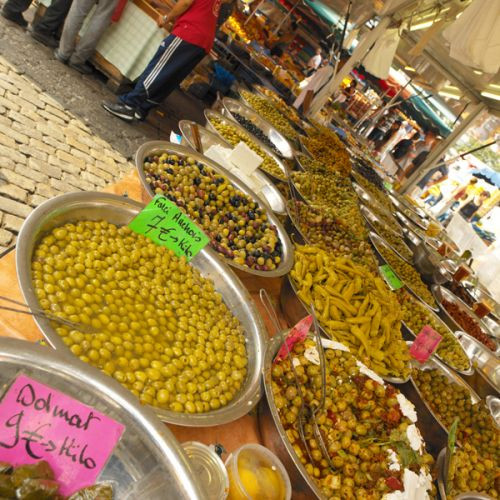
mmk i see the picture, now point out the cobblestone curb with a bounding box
[0,55,134,251]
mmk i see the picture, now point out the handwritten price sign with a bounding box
[0,375,124,496]
[129,195,209,261]
[409,325,443,363]
[379,264,403,290]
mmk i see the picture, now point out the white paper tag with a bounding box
[204,145,233,170]
[229,141,263,176]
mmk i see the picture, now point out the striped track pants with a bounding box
[120,34,205,117]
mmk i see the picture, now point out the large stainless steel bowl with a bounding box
[178,120,287,215]
[432,285,498,351]
[352,182,399,225]
[0,337,204,499]
[436,448,493,500]
[16,192,267,426]
[368,231,439,312]
[221,97,294,160]
[135,141,293,278]
[410,354,481,436]
[204,108,289,183]
[400,298,473,376]
[258,334,323,499]
[455,331,499,397]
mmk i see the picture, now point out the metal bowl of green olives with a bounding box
[204,109,289,183]
[436,448,495,500]
[178,120,287,216]
[388,193,428,221]
[135,141,294,277]
[16,192,268,426]
[221,97,294,160]
[0,337,205,499]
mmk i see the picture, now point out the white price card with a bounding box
[228,141,263,176]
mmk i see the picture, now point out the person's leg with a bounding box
[119,36,205,118]
[1,0,31,26]
[69,0,118,65]
[33,0,73,35]
[57,0,95,61]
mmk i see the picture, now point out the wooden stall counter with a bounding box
[0,170,290,459]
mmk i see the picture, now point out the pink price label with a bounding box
[0,375,125,496]
[409,325,443,363]
[274,315,313,362]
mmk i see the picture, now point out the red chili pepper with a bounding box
[386,476,404,491]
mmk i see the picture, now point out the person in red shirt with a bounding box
[103,0,221,121]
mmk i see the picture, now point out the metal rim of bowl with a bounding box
[221,97,294,160]
[399,294,473,376]
[284,273,411,384]
[431,285,498,351]
[359,203,404,236]
[368,231,439,312]
[388,192,428,221]
[454,331,500,391]
[178,120,287,216]
[204,108,289,183]
[409,352,481,437]
[394,205,429,231]
[135,140,294,278]
[298,136,314,158]
[0,337,205,500]
[359,206,412,264]
[261,335,325,500]
[351,182,398,223]
[15,191,268,426]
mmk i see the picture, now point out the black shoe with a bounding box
[1,9,28,27]
[69,61,93,74]
[53,49,68,64]
[102,101,135,122]
[30,27,58,48]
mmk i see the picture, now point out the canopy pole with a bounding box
[244,0,265,25]
[308,16,392,116]
[273,0,301,34]
[399,101,487,193]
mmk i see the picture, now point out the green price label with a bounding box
[379,264,403,290]
[383,181,393,191]
[129,195,209,261]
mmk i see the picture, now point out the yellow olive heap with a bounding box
[144,152,283,271]
[32,221,247,413]
[290,245,410,379]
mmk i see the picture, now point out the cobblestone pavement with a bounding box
[0,12,207,253]
[0,55,134,251]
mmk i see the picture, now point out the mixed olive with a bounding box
[413,369,499,460]
[288,201,376,270]
[369,217,412,262]
[272,338,434,499]
[32,221,248,413]
[144,152,283,270]
[398,290,470,372]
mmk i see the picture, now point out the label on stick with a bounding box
[409,325,443,363]
[274,315,313,362]
[129,195,209,261]
[0,374,124,497]
[379,264,403,290]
